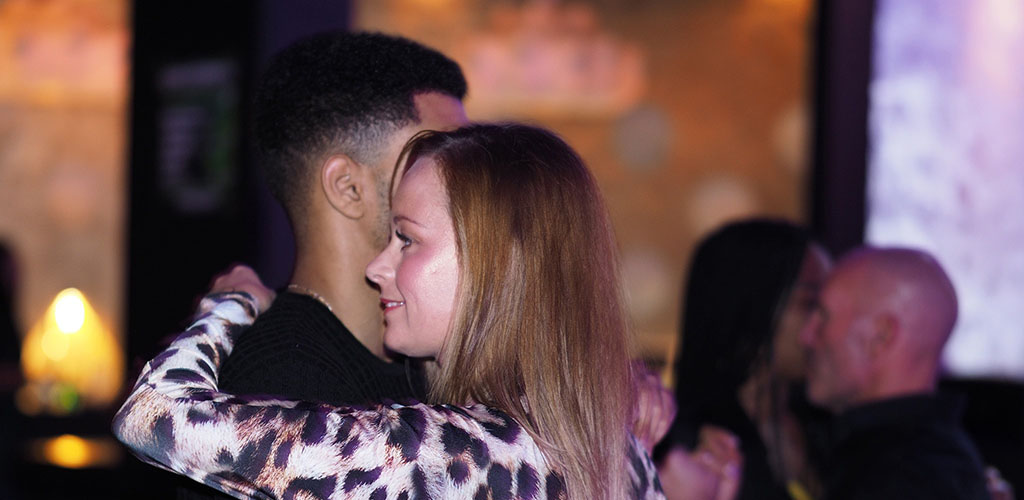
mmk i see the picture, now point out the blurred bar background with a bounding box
[0,0,1019,497]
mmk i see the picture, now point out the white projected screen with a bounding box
[867,0,1024,379]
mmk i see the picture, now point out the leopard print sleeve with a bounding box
[113,293,665,500]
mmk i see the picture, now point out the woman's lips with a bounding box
[380,298,405,314]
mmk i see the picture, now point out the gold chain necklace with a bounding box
[286,284,335,314]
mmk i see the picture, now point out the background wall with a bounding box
[0,0,127,361]
[867,0,1024,380]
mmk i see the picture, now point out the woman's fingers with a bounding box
[658,447,721,500]
[697,425,741,464]
[632,367,677,453]
[210,264,276,313]
[695,425,743,500]
[986,466,1015,500]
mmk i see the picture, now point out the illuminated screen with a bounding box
[867,0,1024,379]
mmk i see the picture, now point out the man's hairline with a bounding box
[288,88,457,225]
[328,88,462,165]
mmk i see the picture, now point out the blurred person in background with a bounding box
[657,219,832,500]
[800,247,992,500]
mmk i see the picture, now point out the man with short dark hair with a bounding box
[218,32,468,405]
[800,247,991,500]
[178,31,468,499]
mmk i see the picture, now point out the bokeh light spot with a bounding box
[44,435,90,469]
[54,288,85,333]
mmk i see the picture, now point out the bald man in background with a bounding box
[800,247,991,500]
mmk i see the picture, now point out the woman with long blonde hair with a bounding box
[114,123,662,499]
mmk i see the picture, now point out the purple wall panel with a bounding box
[868,0,1024,379]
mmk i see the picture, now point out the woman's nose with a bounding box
[365,249,394,285]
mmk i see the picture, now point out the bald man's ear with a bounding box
[868,313,899,358]
[321,154,372,219]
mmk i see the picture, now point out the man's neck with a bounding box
[291,244,387,361]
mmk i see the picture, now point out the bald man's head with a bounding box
[799,247,958,413]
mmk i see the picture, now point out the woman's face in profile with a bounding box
[366,156,460,361]
[772,243,832,380]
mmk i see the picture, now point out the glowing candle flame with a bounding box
[20,287,123,414]
[54,288,86,333]
[41,328,70,361]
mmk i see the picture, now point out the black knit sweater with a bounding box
[217,291,423,404]
[177,291,425,499]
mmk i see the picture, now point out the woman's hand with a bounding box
[658,426,743,500]
[210,264,276,313]
[632,364,677,454]
[987,466,1015,500]
[695,425,743,500]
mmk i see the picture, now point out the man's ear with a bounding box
[868,312,899,358]
[320,154,372,219]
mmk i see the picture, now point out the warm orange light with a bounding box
[21,288,123,414]
[28,434,122,469]
[403,0,456,8]
[759,0,811,7]
[54,288,86,333]
[40,327,70,361]
[44,434,90,468]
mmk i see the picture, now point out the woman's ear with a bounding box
[320,154,371,219]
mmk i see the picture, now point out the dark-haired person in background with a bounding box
[800,247,992,500]
[656,219,831,500]
[179,31,469,499]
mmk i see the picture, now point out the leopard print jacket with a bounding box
[113,293,666,500]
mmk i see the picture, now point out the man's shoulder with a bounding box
[231,292,365,356]
[215,293,420,404]
[828,406,990,500]
[243,293,351,342]
[836,414,982,468]
[218,296,355,394]
[828,455,990,500]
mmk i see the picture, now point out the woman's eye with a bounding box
[395,230,412,249]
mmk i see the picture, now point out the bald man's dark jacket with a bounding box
[822,393,991,500]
